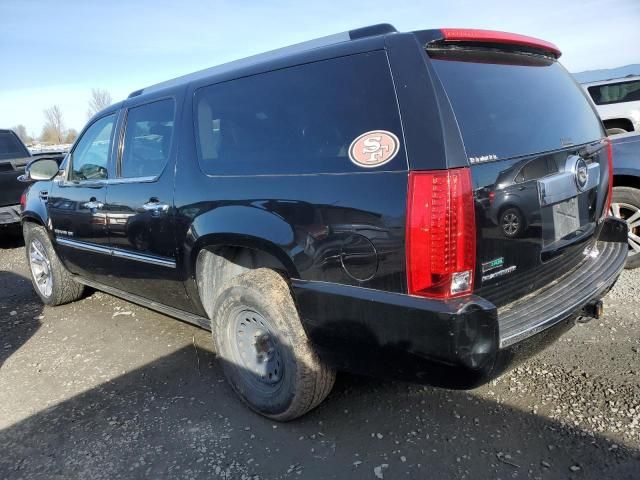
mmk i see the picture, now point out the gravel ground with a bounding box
[0,234,639,479]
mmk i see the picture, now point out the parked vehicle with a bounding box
[0,129,64,234]
[609,132,640,269]
[21,25,628,420]
[582,76,640,135]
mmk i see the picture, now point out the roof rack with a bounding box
[127,23,397,98]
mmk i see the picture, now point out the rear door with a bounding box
[101,96,190,310]
[426,46,608,306]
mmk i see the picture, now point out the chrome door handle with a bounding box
[142,201,169,213]
[83,200,104,210]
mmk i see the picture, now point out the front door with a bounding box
[48,113,117,281]
[102,97,190,310]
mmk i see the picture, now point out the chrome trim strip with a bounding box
[56,237,111,254]
[55,237,176,268]
[111,248,176,267]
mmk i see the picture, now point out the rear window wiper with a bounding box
[578,141,606,159]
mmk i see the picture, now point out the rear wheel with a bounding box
[609,186,640,269]
[211,268,335,421]
[23,223,85,305]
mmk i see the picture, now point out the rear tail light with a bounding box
[19,191,27,211]
[604,139,614,217]
[406,168,476,299]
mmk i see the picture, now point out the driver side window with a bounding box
[68,114,115,181]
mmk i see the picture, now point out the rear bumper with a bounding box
[293,218,628,389]
[0,204,21,226]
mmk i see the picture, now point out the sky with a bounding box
[1,0,639,137]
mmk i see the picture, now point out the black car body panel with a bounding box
[21,25,628,386]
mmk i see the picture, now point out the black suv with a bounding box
[21,25,628,420]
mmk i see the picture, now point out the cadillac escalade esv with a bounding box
[21,25,628,420]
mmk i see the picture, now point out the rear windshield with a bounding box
[0,132,28,160]
[587,79,640,105]
[429,49,604,161]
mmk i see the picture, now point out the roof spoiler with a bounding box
[428,28,561,59]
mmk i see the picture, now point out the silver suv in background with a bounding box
[582,76,640,135]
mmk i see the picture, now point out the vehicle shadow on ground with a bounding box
[0,338,638,479]
[0,270,42,369]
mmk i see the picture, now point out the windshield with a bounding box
[429,49,604,161]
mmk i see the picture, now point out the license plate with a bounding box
[552,197,580,241]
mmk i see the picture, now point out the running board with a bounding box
[73,276,211,331]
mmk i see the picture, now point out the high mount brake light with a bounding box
[439,28,562,58]
[406,168,476,299]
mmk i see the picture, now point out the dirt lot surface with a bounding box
[1,234,639,479]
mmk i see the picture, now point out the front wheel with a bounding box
[609,186,640,269]
[211,268,335,421]
[23,223,85,305]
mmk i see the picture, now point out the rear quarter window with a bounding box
[0,132,28,160]
[193,51,405,175]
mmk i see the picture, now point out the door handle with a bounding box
[142,200,170,213]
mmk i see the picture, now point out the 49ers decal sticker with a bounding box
[348,130,400,168]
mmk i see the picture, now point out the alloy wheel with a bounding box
[610,202,640,258]
[29,238,53,298]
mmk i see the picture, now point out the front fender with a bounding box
[20,182,51,234]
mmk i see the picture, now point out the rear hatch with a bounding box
[0,131,31,207]
[425,31,609,307]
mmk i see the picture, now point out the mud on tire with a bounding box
[211,268,335,421]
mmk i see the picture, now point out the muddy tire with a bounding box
[23,222,84,305]
[610,186,640,269]
[211,268,335,421]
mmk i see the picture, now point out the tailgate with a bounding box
[0,157,29,207]
[427,44,609,307]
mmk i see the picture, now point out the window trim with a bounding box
[116,96,177,181]
[62,112,118,186]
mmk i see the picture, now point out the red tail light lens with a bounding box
[605,139,614,216]
[406,168,476,299]
[20,191,27,210]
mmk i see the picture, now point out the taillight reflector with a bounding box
[406,168,476,299]
[440,28,561,58]
[20,191,27,210]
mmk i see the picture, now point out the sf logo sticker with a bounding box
[349,130,400,168]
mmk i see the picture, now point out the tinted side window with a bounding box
[587,80,640,105]
[194,51,404,175]
[69,114,115,181]
[120,99,175,178]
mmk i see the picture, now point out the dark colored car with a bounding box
[20,25,628,420]
[0,129,65,233]
[609,132,640,268]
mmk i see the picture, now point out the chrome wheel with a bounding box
[29,238,53,298]
[610,202,640,258]
[229,309,284,391]
[502,212,520,236]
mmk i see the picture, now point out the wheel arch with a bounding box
[613,174,640,191]
[194,240,297,320]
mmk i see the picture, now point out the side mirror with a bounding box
[20,158,61,182]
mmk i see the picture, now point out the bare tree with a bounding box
[42,105,65,144]
[12,124,31,144]
[64,129,79,144]
[87,88,112,118]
